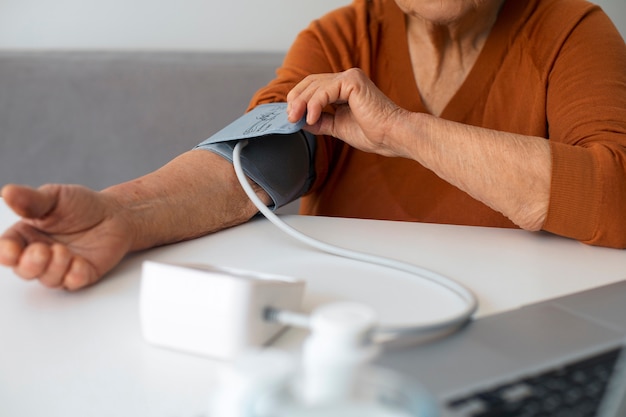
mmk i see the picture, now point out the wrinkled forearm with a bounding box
[102,149,270,252]
[388,111,551,231]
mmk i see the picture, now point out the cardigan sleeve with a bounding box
[543,6,626,248]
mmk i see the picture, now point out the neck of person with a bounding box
[405,0,504,59]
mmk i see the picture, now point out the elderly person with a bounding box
[1,0,625,290]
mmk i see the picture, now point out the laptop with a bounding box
[374,280,626,417]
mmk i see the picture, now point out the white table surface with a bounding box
[1,198,625,417]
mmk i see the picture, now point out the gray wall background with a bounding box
[0,0,622,52]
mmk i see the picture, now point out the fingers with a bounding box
[287,69,368,125]
[12,242,52,281]
[1,184,57,220]
[1,237,94,290]
[10,242,67,288]
[287,73,344,125]
[287,78,321,125]
[38,244,74,289]
[286,76,316,122]
[0,237,23,267]
[63,257,98,291]
[287,98,309,124]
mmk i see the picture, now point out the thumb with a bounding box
[1,184,58,220]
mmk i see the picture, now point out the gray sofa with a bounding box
[0,51,301,211]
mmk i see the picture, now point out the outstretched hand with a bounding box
[286,68,410,158]
[0,184,133,290]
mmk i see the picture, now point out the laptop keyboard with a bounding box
[446,348,621,417]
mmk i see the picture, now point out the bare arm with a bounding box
[287,68,550,231]
[0,150,270,290]
[110,149,270,251]
[401,114,550,231]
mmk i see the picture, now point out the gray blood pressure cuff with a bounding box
[193,103,316,210]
